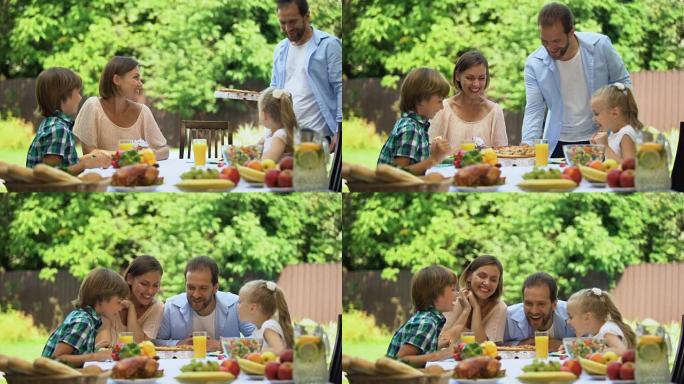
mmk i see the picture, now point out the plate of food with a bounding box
[451,185,501,192]
[609,186,636,192]
[451,378,502,383]
[112,379,161,384]
[267,187,293,192]
[493,145,535,158]
[175,179,236,192]
[586,181,607,188]
[111,185,159,192]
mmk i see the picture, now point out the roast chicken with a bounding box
[111,164,161,187]
[111,356,160,379]
[454,164,502,187]
[453,356,502,379]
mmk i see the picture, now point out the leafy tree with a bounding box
[0,193,341,297]
[342,193,684,303]
[343,0,684,112]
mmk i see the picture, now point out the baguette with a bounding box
[0,162,11,182]
[375,356,424,377]
[7,356,39,375]
[341,162,352,179]
[33,357,82,376]
[375,164,424,184]
[341,354,352,371]
[0,354,9,371]
[349,164,379,183]
[349,356,379,375]
[7,164,39,183]
[34,164,82,184]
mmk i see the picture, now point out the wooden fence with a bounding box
[345,264,684,329]
[0,263,341,331]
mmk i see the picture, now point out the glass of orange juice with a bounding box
[534,139,549,166]
[535,330,549,358]
[192,139,207,167]
[461,331,476,344]
[461,141,476,151]
[118,140,134,151]
[118,332,134,344]
[193,331,207,358]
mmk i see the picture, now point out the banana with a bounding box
[579,165,607,182]
[517,179,577,191]
[175,179,235,191]
[237,358,265,375]
[517,371,577,382]
[579,357,607,375]
[175,371,235,382]
[236,165,265,183]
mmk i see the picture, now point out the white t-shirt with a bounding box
[557,49,594,142]
[608,125,638,157]
[284,40,327,136]
[192,308,217,339]
[252,319,285,350]
[595,321,626,342]
[261,128,292,161]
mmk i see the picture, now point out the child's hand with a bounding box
[558,344,566,354]
[93,349,112,361]
[591,132,608,146]
[430,137,451,161]
[80,150,111,169]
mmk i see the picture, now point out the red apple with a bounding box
[220,358,240,377]
[265,169,280,188]
[619,169,635,188]
[621,349,635,363]
[606,169,622,188]
[277,169,293,188]
[562,166,582,184]
[265,362,280,380]
[220,166,240,184]
[607,361,622,380]
[622,157,635,170]
[278,156,294,170]
[620,361,635,380]
[277,361,293,380]
[562,359,582,377]
[279,349,293,363]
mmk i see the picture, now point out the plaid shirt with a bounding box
[377,111,431,165]
[42,306,102,357]
[26,111,79,168]
[386,308,446,358]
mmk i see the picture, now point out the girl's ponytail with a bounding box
[273,287,294,348]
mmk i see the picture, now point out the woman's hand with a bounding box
[458,289,472,313]
[121,299,132,309]
[466,290,480,313]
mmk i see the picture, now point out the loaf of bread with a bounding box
[33,357,82,376]
[375,164,424,184]
[34,164,82,184]
[375,356,424,377]
[7,356,39,375]
[7,164,39,183]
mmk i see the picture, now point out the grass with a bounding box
[0,340,45,360]
[343,147,380,169]
[0,149,27,166]
[343,338,391,361]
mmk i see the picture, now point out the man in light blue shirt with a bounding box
[155,256,255,350]
[504,272,575,351]
[521,2,631,158]
[271,0,342,148]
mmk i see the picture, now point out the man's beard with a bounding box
[548,36,571,59]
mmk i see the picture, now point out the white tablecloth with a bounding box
[428,164,635,193]
[90,159,289,193]
[427,357,628,383]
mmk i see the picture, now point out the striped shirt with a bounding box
[26,111,79,168]
[42,306,102,357]
[377,111,431,165]
[386,308,446,358]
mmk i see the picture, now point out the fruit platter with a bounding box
[562,144,605,166]
[175,167,236,192]
[518,168,578,192]
[220,337,263,359]
[517,359,578,382]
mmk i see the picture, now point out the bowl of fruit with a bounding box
[563,337,605,359]
[222,145,262,166]
[220,337,263,359]
[563,144,605,166]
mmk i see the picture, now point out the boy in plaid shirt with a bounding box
[377,67,451,175]
[26,67,110,174]
[42,268,128,367]
[386,265,457,367]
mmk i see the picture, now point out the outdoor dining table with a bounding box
[86,357,280,383]
[427,163,637,193]
[90,158,290,193]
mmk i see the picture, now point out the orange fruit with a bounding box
[247,160,263,171]
[588,160,606,171]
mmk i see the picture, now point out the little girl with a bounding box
[566,288,636,354]
[590,82,643,162]
[238,280,294,354]
[258,87,297,162]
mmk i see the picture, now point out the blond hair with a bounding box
[568,288,636,348]
[592,84,643,130]
[35,67,82,117]
[399,68,450,113]
[240,280,294,348]
[73,268,129,309]
[259,87,297,152]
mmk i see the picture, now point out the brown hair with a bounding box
[276,0,309,16]
[123,255,163,288]
[411,265,458,311]
[459,255,504,302]
[452,51,490,93]
[240,280,294,348]
[523,272,558,302]
[538,2,574,34]
[591,84,644,130]
[568,288,636,348]
[35,67,83,117]
[399,68,450,113]
[100,56,139,99]
[73,268,129,309]
[185,256,219,286]
[259,87,297,152]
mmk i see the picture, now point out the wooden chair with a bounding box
[329,313,342,384]
[672,313,684,384]
[672,122,684,192]
[179,120,234,159]
[328,124,342,192]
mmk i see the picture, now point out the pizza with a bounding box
[497,345,536,351]
[217,88,260,96]
[155,345,194,352]
[494,146,535,158]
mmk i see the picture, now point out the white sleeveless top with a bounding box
[595,320,625,342]
[607,125,638,157]
[252,319,286,350]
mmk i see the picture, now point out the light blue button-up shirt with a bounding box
[270,27,342,137]
[155,291,255,346]
[521,32,631,155]
[503,300,576,345]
